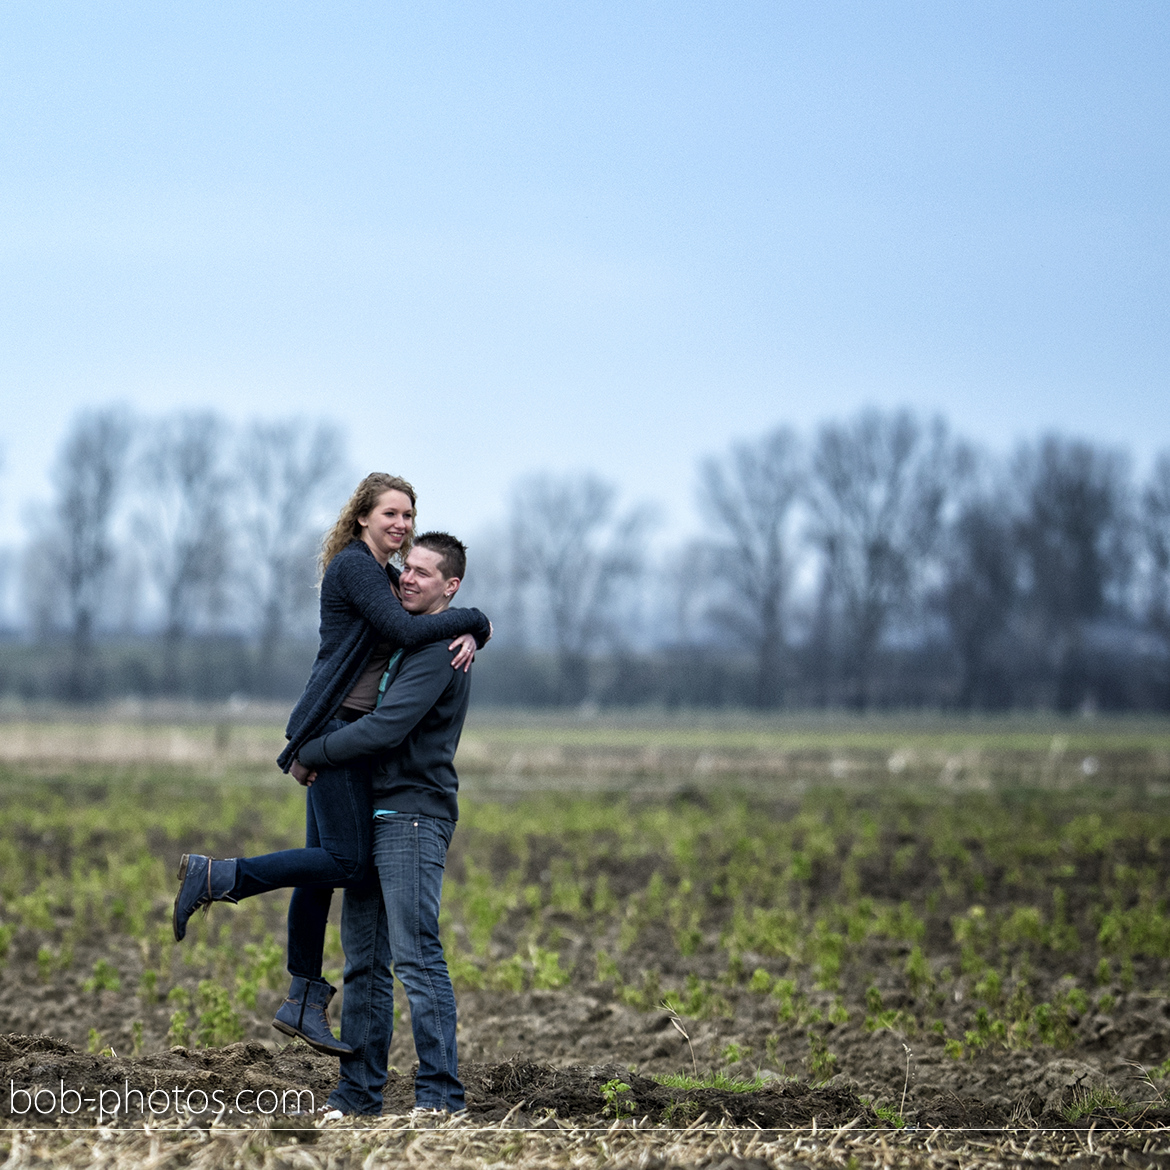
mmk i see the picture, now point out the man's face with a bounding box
[399,546,459,614]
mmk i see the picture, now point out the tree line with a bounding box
[2,409,349,700]
[1,405,1168,711]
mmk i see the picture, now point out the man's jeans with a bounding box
[231,718,372,979]
[328,814,464,1115]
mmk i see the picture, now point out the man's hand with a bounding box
[290,759,318,787]
[448,633,477,672]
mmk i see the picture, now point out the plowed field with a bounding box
[3,714,1170,1167]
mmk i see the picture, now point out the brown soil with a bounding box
[4,850,1170,1129]
[451,986,1170,1125]
[6,772,1170,1133]
[0,1032,877,1128]
[1,1019,1166,1129]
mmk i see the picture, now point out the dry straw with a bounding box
[662,999,699,1079]
[2,1116,1168,1169]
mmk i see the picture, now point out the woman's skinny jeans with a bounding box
[230,718,371,980]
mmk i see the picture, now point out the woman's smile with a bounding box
[358,489,416,564]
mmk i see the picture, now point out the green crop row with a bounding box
[3,763,1170,1057]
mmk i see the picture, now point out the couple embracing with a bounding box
[171,472,490,1118]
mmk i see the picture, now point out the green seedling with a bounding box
[1032,1001,1073,1049]
[619,968,662,1012]
[749,967,772,994]
[772,978,800,1023]
[720,1041,748,1065]
[530,944,571,989]
[234,934,285,1008]
[600,1078,634,1119]
[873,1103,906,1128]
[595,949,621,984]
[974,968,1003,1006]
[667,878,702,956]
[167,1010,191,1048]
[139,969,160,1003]
[195,979,243,1047]
[548,858,584,916]
[489,954,525,993]
[591,873,617,916]
[964,1006,1007,1051]
[904,946,931,995]
[1062,1084,1129,1122]
[446,948,487,991]
[661,1098,702,1124]
[83,958,121,993]
[17,886,55,932]
[654,1071,773,1091]
[807,1031,837,1083]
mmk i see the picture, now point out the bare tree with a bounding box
[1144,452,1170,709]
[20,540,61,641]
[1145,452,1170,637]
[808,409,953,708]
[0,546,15,633]
[136,412,232,690]
[1013,435,1131,709]
[700,427,803,708]
[235,419,348,687]
[661,537,713,647]
[40,409,135,699]
[0,445,13,634]
[508,473,654,705]
[940,471,1019,709]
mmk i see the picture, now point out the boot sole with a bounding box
[172,854,191,943]
[272,1018,353,1057]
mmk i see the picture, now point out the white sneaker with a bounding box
[319,1108,346,1123]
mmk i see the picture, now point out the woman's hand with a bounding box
[448,633,477,672]
[290,759,317,787]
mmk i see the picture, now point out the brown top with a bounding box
[342,639,393,713]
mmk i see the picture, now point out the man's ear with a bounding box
[444,577,461,599]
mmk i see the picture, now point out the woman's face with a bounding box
[357,489,415,564]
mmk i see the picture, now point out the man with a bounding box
[294,531,474,1117]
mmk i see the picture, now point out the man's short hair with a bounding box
[414,531,467,580]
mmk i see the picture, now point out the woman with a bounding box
[171,473,490,1056]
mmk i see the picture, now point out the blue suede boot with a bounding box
[272,976,354,1056]
[172,854,238,942]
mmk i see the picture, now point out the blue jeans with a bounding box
[328,814,463,1115]
[230,719,371,979]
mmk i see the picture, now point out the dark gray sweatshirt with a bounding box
[295,638,471,822]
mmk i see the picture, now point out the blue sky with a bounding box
[1,1,1167,543]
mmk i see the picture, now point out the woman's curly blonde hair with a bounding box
[319,473,417,579]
